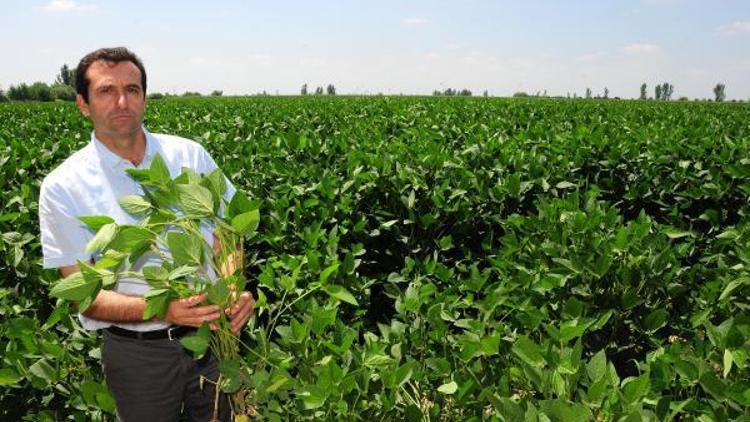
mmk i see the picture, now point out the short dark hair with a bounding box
[75,47,147,102]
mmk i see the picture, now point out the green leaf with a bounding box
[645,309,669,332]
[512,336,545,367]
[50,271,101,302]
[674,359,698,382]
[231,209,260,236]
[143,289,172,320]
[167,231,204,267]
[143,266,169,288]
[85,222,117,253]
[125,167,152,184]
[168,265,197,280]
[699,372,726,400]
[203,168,227,201]
[664,228,693,239]
[227,191,254,219]
[622,373,650,404]
[149,153,171,187]
[555,181,576,189]
[79,216,115,232]
[719,277,749,301]
[107,226,153,253]
[324,285,358,306]
[393,361,416,388]
[299,385,327,410]
[207,277,230,308]
[180,323,210,359]
[119,195,152,216]
[587,350,607,381]
[437,381,458,395]
[560,319,591,342]
[723,349,733,378]
[319,262,340,284]
[29,359,57,384]
[177,184,215,216]
[0,368,22,386]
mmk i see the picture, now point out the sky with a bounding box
[1,0,749,99]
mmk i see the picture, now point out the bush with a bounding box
[50,84,75,101]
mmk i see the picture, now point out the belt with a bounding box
[105,325,196,341]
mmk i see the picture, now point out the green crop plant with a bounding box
[1,97,749,420]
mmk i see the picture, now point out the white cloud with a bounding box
[41,0,95,13]
[622,43,660,54]
[401,17,428,26]
[579,51,607,62]
[718,20,750,35]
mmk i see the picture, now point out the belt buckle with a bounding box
[167,326,179,341]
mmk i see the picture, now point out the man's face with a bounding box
[76,60,146,141]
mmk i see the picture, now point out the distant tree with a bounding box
[55,64,76,87]
[50,83,75,101]
[432,89,441,96]
[0,88,8,102]
[459,88,472,96]
[8,83,30,100]
[678,96,689,101]
[585,88,592,99]
[148,92,165,100]
[655,84,662,100]
[661,82,674,100]
[210,90,223,96]
[326,84,336,95]
[315,86,323,95]
[512,91,529,98]
[713,83,726,102]
[483,90,488,97]
[301,83,308,96]
[181,91,202,97]
[640,83,648,100]
[603,87,609,99]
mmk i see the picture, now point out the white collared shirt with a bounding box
[39,127,235,331]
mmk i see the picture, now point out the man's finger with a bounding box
[188,304,221,316]
[182,293,208,307]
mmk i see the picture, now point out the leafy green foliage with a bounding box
[1,97,749,420]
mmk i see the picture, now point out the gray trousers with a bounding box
[102,329,231,422]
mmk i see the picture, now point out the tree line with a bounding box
[0,65,76,102]
[0,64,738,103]
[300,83,336,95]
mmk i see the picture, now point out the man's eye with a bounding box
[128,86,140,94]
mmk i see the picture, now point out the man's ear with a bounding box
[76,93,90,117]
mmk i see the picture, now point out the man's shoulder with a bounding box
[40,143,96,194]
[150,132,208,156]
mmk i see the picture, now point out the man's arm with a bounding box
[60,264,221,327]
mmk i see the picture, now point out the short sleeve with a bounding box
[39,180,93,269]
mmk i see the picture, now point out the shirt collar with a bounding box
[91,126,157,169]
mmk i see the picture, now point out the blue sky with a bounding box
[1,0,749,99]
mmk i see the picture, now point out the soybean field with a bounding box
[1,96,749,420]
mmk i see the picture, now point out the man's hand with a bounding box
[164,293,221,327]
[225,291,255,334]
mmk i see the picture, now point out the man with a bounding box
[38,47,254,421]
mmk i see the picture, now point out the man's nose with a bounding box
[116,92,128,108]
